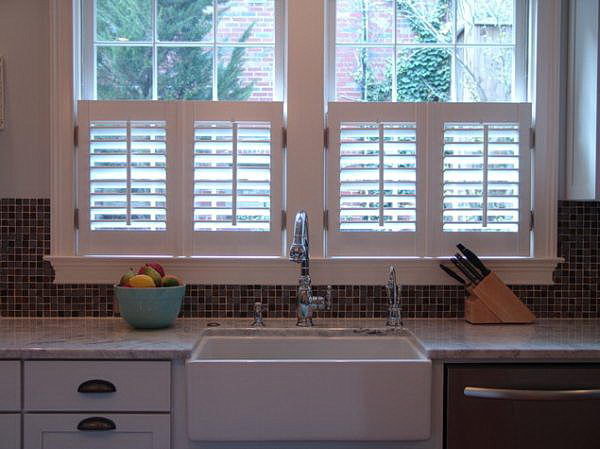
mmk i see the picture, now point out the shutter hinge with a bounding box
[74,126,79,146]
[282,127,287,148]
[324,127,329,149]
[281,210,287,231]
[529,210,534,231]
[323,209,329,230]
[74,208,80,230]
[530,127,535,149]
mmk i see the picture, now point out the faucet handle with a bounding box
[251,301,265,327]
[325,285,332,311]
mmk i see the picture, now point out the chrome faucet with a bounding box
[386,266,403,327]
[289,210,332,327]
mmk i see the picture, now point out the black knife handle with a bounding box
[439,264,466,285]
[451,258,478,285]
[458,244,491,277]
[456,253,483,281]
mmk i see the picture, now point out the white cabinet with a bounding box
[0,361,21,411]
[24,414,170,449]
[24,360,170,411]
[0,414,21,449]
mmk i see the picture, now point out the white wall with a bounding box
[0,0,50,197]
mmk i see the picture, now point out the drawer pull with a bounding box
[77,417,116,431]
[465,386,600,401]
[77,379,117,394]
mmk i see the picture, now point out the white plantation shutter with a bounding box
[193,121,272,232]
[77,101,179,255]
[327,103,426,256]
[429,103,532,256]
[186,102,284,256]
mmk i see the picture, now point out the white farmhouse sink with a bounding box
[186,328,431,442]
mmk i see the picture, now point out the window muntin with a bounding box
[86,0,281,101]
[332,0,525,102]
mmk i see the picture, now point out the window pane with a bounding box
[456,0,515,44]
[157,0,214,42]
[396,0,453,44]
[158,47,213,100]
[97,46,152,99]
[336,46,393,101]
[217,0,275,44]
[397,47,451,102]
[336,0,394,44]
[455,46,513,101]
[96,0,152,42]
[218,46,274,101]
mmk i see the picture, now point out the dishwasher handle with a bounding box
[464,386,600,401]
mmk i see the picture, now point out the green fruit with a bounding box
[119,268,135,286]
[143,266,162,287]
[161,275,181,287]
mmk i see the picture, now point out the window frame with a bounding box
[48,0,563,285]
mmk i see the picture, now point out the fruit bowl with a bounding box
[114,285,186,329]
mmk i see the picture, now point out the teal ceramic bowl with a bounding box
[114,285,186,329]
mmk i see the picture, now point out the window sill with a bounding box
[45,256,562,285]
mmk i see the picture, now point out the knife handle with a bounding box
[458,244,491,277]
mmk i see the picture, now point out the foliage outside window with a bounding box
[334,0,520,102]
[92,0,277,101]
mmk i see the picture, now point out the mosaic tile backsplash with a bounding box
[0,199,599,318]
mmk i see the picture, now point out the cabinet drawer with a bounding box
[447,364,600,449]
[0,361,21,411]
[0,414,20,449]
[24,360,170,412]
[24,413,170,449]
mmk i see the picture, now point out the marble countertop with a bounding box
[0,318,599,360]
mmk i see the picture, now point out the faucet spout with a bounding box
[288,211,330,326]
[289,210,309,276]
[386,265,402,327]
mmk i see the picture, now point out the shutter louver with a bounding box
[339,122,417,232]
[442,123,520,233]
[89,120,167,231]
[194,121,272,232]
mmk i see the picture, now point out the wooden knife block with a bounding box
[465,272,535,324]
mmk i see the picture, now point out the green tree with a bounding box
[96,0,254,100]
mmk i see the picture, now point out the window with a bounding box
[331,0,527,102]
[327,0,532,258]
[49,0,562,284]
[82,0,283,101]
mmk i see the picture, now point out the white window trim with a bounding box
[49,0,563,285]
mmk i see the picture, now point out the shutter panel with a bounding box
[187,102,284,256]
[193,121,272,232]
[327,103,425,257]
[89,120,167,231]
[78,101,178,255]
[339,122,417,232]
[429,103,531,256]
[442,123,520,232]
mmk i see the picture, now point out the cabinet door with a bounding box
[0,361,21,411]
[447,364,600,449]
[0,414,20,449]
[24,414,170,449]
